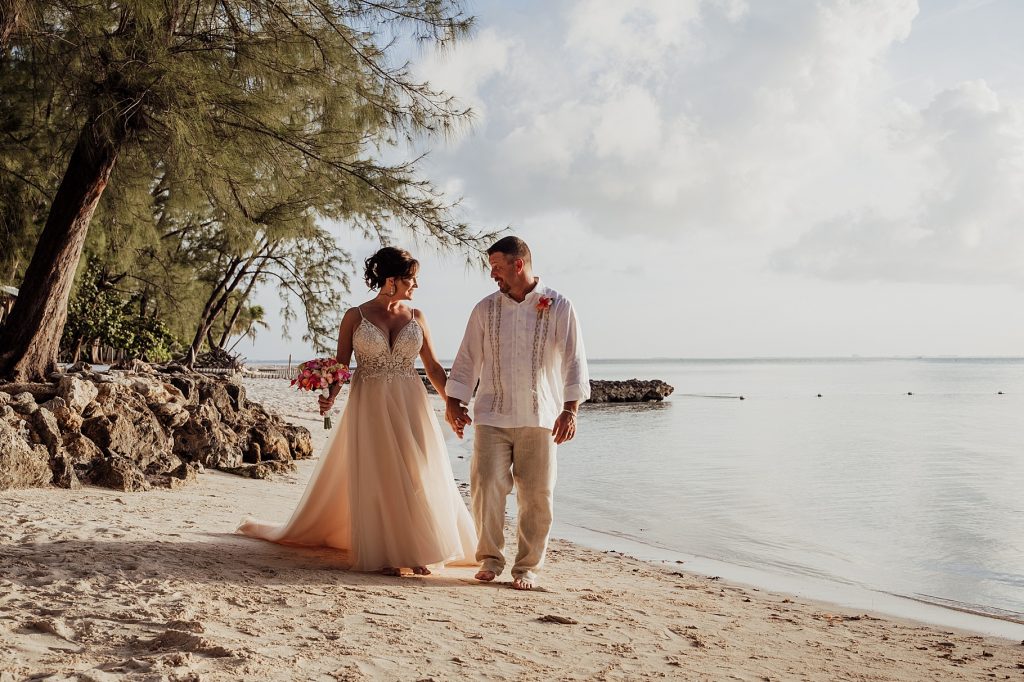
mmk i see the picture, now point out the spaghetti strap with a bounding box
[356,305,366,320]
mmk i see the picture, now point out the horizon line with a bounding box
[241,354,1024,364]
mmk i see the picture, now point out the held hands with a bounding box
[551,409,577,444]
[445,398,472,439]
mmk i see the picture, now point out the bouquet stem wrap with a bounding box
[321,387,333,429]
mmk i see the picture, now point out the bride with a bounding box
[237,247,477,575]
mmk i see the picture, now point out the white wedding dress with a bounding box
[238,310,478,570]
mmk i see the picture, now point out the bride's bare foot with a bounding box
[474,569,496,582]
[381,566,401,577]
[512,576,535,591]
[412,566,431,575]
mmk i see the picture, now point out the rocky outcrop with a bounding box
[587,379,674,403]
[419,372,676,404]
[0,365,313,492]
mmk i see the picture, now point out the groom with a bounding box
[445,236,590,590]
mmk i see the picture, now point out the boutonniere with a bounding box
[536,296,553,313]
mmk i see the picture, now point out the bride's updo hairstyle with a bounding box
[364,247,419,291]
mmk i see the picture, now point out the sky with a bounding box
[245,0,1024,361]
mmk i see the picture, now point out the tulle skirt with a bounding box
[237,374,478,571]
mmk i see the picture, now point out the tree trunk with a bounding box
[0,0,23,49]
[216,264,264,349]
[0,122,120,381]
[185,258,241,366]
[185,247,265,365]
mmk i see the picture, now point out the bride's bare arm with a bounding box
[415,310,449,400]
[320,308,360,413]
[334,307,359,369]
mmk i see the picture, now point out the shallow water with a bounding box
[442,358,1024,637]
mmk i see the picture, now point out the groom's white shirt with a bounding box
[447,281,590,430]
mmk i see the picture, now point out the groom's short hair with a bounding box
[487,236,532,266]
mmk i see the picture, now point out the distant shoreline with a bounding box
[242,355,1024,366]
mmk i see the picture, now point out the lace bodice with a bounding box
[352,316,422,382]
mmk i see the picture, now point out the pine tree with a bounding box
[0,0,492,381]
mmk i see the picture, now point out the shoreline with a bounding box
[251,377,1024,641]
[2,381,1023,679]
[552,521,1024,641]
[3,460,1023,680]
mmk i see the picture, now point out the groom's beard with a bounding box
[494,279,510,293]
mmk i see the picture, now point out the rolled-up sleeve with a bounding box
[446,304,484,404]
[561,300,590,402]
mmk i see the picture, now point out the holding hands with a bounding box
[445,397,472,439]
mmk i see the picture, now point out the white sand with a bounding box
[2,380,1023,680]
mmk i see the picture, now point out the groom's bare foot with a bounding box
[381,566,401,577]
[412,566,431,575]
[512,576,535,591]
[474,569,496,582]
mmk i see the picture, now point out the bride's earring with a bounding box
[388,284,397,296]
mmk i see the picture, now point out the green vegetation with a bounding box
[0,0,497,380]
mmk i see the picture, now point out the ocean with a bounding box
[441,358,1024,638]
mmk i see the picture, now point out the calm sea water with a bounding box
[442,358,1024,637]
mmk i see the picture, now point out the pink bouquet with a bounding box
[291,358,352,429]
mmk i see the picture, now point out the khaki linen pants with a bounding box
[471,425,557,583]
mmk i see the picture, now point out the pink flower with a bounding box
[292,358,351,392]
[536,296,553,312]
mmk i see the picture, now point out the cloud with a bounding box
[413,26,514,125]
[402,0,1024,291]
[773,80,1024,285]
[415,0,923,237]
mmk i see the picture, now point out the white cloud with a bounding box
[418,0,925,240]
[413,26,513,124]
[774,80,1024,285]
[251,0,1024,360]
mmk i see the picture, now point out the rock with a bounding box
[9,391,39,415]
[66,361,93,373]
[152,401,190,429]
[63,432,104,466]
[167,374,198,403]
[81,399,103,419]
[172,404,244,469]
[222,460,295,479]
[198,380,238,420]
[88,456,150,492]
[82,395,171,472]
[148,462,200,490]
[587,379,674,403]
[50,452,81,489]
[1,366,311,492]
[246,424,291,462]
[0,382,58,403]
[111,358,154,373]
[41,396,83,432]
[226,381,247,411]
[0,419,52,489]
[156,362,194,375]
[58,375,98,413]
[30,407,62,456]
[283,424,313,459]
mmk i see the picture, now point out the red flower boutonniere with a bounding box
[536,296,553,313]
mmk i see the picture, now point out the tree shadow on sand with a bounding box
[1,534,493,590]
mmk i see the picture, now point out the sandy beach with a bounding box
[2,380,1023,681]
